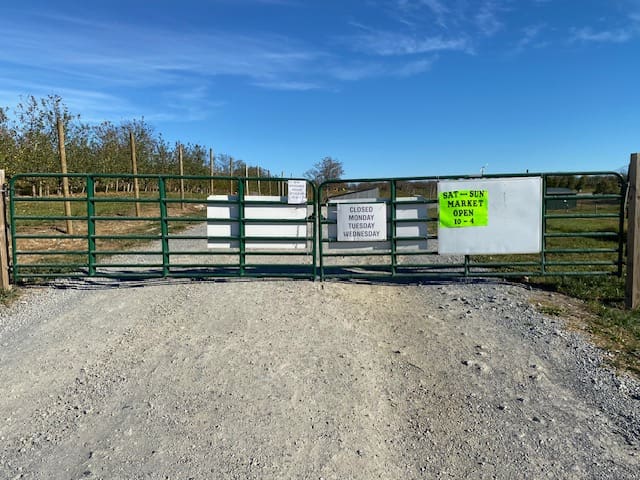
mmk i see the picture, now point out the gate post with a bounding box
[626,153,640,309]
[0,170,12,290]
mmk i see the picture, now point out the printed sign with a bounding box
[437,177,543,255]
[337,202,387,241]
[287,180,307,204]
[439,189,489,228]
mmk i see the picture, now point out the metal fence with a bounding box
[7,171,626,283]
[317,172,625,280]
[9,173,317,282]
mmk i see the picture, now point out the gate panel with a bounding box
[7,171,625,282]
[318,172,625,280]
[9,173,317,282]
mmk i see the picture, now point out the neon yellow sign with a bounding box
[439,190,489,228]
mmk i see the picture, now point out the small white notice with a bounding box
[287,180,307,204]
[337,202,387,241]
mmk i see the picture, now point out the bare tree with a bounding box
[305,156,344,184]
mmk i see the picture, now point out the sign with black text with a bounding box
[336,202,387,241]
[287,180,307,204]
[439,189,489,228]
[438,177,542,254]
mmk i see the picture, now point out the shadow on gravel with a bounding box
[24,272,513,291]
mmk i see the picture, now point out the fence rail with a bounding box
[5,170,626,284]
[318,171,625,280]
[9,173,317,281]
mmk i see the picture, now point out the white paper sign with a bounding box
[287,180,307,204]
[337,202,387,241]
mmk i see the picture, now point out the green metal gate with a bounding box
[317,172,626,280]
[6,171,626,283]
[9,173,317,282]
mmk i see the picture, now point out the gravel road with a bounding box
[1,270,639,478]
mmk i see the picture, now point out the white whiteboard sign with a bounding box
[438,177,542,254]
[287,180,307,204]
[337,202,387,241]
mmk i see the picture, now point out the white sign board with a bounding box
[438,177,542,255]
[287,180,307,205]
[207,195,309,250]
[337,202,387,241]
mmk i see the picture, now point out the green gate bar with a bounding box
[318,171,626,280]
[9,173,317,282]
[7,171,624,283]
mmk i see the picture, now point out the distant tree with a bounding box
[305,156,344,184]
[593,176,620,194]
[0,106,17,170]
[1,94,272,195]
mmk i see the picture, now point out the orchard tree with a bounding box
[0,106,17,171]
[305,156,344,184]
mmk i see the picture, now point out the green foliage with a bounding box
[546,174,623,194]
[1,95,273,190]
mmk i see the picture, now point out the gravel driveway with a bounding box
[0,256,639,478]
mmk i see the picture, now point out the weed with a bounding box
[0,287,20,306]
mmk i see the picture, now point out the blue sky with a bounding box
[1,0,639,178]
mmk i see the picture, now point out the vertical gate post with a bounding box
[158,177,170,277]
[626,153,640,309]
[178,144,185,210]
[56,117,74,235]
[0,170,11,290]
[86,176,97,277]
[209,148,215,194]
[129,131,141,217]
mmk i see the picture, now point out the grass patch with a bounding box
[537,303,563,316]
[0,287,20,306]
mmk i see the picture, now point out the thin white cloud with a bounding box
[0,9,456,123]
[328,62,385,82]
[475,1,504,37]
[8,0,638,126]
[513,24,548,51]
[394,0,449,26]
[0,85,137,122]
[251,80,323,91]
[0,79,225,124]
[394,58,435,77]
[346,24,470,56]
[0,14,327,94]
[570,27,634,43]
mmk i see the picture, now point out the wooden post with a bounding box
[56,117,73,234]
[178,144,185,210]
[0,170,11,290]
[257,166,261,195]
[129,131,141,217]
[229,156,233,194]
[626,153,640,309]
[245,164,249,195]
[209,148,215,194]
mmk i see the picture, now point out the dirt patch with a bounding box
[13,203,205,264]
